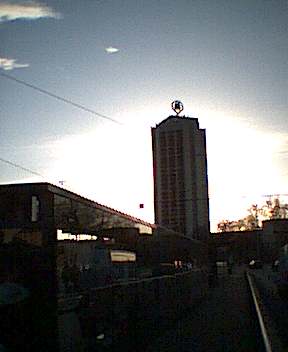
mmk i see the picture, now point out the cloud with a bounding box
[0,57,29,70]
[105,47,119,54]
[0,1,61,22]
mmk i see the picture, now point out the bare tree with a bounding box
[217,197,288,232]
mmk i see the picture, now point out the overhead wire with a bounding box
[0,71,124,180]
[1,72,287,200]
[0,72,122,125]
[0,157,44,178]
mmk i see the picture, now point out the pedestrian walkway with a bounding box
[251,266,288,349]
[145,266,262,352]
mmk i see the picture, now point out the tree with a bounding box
[217,197,288,232]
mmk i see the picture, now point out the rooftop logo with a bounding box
[171,100,184,116]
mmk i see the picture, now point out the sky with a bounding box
[0,0,287,232]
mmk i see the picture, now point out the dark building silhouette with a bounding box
[152,110,210,241]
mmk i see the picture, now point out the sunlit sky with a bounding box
[1,0,287,232]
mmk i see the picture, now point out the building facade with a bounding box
[0,182,209,351]
[152,113,210,241]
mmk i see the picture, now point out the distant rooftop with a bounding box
[154,115,199,128]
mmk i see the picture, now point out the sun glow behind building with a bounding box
[1,103,287,234]
[1,0,286,233]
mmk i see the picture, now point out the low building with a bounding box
[210,219,288,264]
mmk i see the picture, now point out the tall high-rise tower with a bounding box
[151,101,210,241]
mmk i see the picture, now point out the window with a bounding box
[31,196,40,222]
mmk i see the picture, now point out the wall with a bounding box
[58,269,209,351]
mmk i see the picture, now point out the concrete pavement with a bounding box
[145,266,263,352]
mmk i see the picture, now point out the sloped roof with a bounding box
[0,182,156,229]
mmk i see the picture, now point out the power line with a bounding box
[0,72,123,183]
[0,157,44,178]
[1,71,287,202]
[0,72,122,125]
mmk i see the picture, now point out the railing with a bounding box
[58,269,209,351]
[246,271,285,352]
